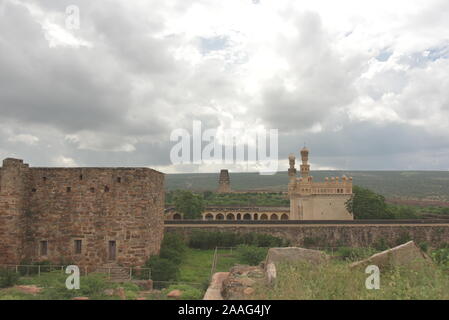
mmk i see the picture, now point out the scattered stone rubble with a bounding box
[210,242,434,300]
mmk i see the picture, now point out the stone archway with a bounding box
[205,213,213,220]
[281,214,289,220]
[216,213,224,220]
[254,213,258,220]
[237,213,242,220]
[243,213,251,220]
[270,214,278,220]
[226,213,235,220]
[173,213,181,220]
[260,214,268,220]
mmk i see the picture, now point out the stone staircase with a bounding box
[93,263,131,282]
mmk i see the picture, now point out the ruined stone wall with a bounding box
[0,158,165,268]
[165,224,449,248]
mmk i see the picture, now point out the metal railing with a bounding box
[0,264,151,280]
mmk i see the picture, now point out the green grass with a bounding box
[0,271,140,300]
[251,260,449,300]
[177,248,239,285]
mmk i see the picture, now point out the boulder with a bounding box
[132,280,153,290]
[349,241,434,270]
[203,272,229,300]
[103,289,114,296]
[167,289,183,298]
[243,287,255,296]
[13,285,42,295]
[114,287,126,300]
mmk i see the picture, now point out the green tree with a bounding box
[173,190,205,219]
[345,186,393,219]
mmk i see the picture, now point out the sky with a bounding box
[0,0,448,173]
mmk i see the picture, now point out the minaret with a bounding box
[288,154,297,178]
[300,147,310,178]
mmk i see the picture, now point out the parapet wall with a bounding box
[165,224,449,248]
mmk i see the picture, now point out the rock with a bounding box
[266,262,277,284]
[114,287,126,300]
[350,241,434,270]
[265,247,330,269]
[132,280,153,290]
[103,289,114,296]
[13,285,42,295]
[221,265,265,300]
[203,272,229,300]
[243,287,255,295]
[72,297,89,300]
[167,289,183,298]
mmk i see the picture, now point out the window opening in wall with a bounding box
[74,240,82,254]
[108,241,116,260]
[40,241,48,256]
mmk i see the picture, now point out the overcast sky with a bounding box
[1,0,448,173]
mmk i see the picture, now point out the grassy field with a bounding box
[166,170,449,201]
[177,248,239,285]
[251,261,449,300]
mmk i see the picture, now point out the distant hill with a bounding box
[166,171,449,201]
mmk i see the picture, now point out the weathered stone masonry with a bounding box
[0,158,165,268]
[166,224,449,248]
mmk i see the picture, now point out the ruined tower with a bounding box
[217,169,231,193]
[0,158,165,267]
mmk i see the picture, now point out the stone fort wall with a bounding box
[165,224,449,248]
[0,158,165,268]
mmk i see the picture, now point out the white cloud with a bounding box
[0,0,448,170]
[8,134,40,145]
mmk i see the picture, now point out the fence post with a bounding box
[109,268,111,279]
[15,265,18,274]
[38,265,41,277]
[129,268,132,280]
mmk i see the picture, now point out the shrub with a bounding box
[0,269,20,288]
[188,231,286,249]
[145,256,178,281]
[336,247,377,262]
[373,238,389,251]
[235,245,268,265]
[395,232,412,246]
[431,248,449,268]
[161,233,187,256]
